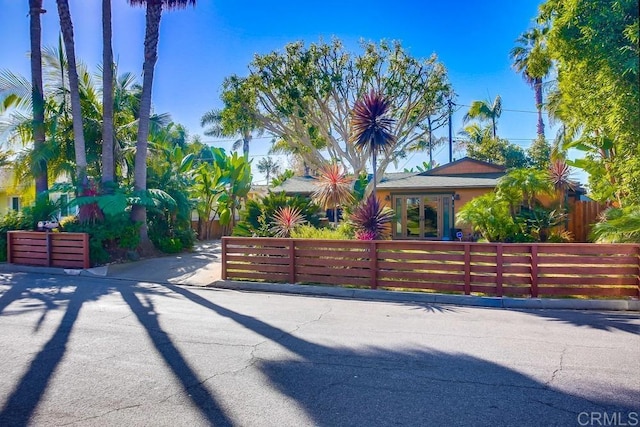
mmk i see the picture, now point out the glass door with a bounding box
[393,194,453,240]
[422,196,440,238]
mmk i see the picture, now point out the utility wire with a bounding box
[455,104,549,115]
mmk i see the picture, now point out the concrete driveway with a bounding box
[0,271,638,426]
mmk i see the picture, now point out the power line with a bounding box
[455,104,548,115]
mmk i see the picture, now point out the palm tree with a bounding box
[510,25,551,138]
[350,90,396,196]
[463,95,502,139]
[56,0,88,186]
[406,134,447,168]
[200,107,261,158]
[497,168,553,211]
[256,156,280,186]
[128,0,196,250]
[29,0,48,195]
[101,0,115,186]
[311,163,354,227]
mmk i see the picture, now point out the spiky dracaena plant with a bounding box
[312,163,354,227]
[548,159,576,211]
[350,90,396,195]
[270,206,307,238]
[350,194,394,240]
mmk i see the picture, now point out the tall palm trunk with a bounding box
[242,130,251,158]
[101,0,115,186]
[131,1,162,249]
[29,0,48,195]
[534,77,545,138]
[56,0,88,187]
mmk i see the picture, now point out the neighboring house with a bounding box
[0,167,26,216]
[0,166,77,219]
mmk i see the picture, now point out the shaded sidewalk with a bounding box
[0,240,223,287]
[0,239,638,311]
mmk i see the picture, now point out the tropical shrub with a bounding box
[0,210,33,262]
[153,237,184,254]
[547,230,574,243]
[270,207,307,238]
[519,206,566,242]
[290,223,354,240]
[63,213,140,265]
[349,194,394,240]
[590,205,640,243]
[456,193,524,242]
[233,192,321,237]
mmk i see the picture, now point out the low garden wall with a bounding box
[221,237,640,299]
[7,231,90,269]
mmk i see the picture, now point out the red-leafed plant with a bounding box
[548,159,576,210]
[270,206,306,238]
[350,194,394,240]
[350,90,396,195]
[312,163,354,227]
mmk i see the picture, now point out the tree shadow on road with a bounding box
[165,284,639,426]
[118,286,234,427]
[514,309,640,335]
[0,275,117,426]
[0,275,233,426]
[1,274,636,426]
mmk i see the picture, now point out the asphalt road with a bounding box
[0,271,638,426]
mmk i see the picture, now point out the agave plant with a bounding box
[270,206,307,238]
[311,163,354,227]
[350,90,396,195]
[350,194,394,240]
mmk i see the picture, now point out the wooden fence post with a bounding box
[496,244,503,297]
[530,244,538,298]
[370,241,378,290]
[464,243,471,295]
[46,231,52,267]
[221,238,227,280]
[636,245,640,299]
[7,232,13,264]
[83,233,90,268]
[288,239,296,284]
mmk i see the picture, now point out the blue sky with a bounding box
[0,0,558,183]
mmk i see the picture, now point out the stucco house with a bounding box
[0,166,76,218]
[271,157,598,241]
[272,157,507,240]
[0,167,26,216]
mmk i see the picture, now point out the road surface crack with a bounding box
[59,404,143,425]
[547,346,567,386]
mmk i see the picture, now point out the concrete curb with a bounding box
[210,280,640,312]
[1,262,638,312]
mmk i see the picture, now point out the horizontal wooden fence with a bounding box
[7,231,90,269]
[222,237,640,299]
